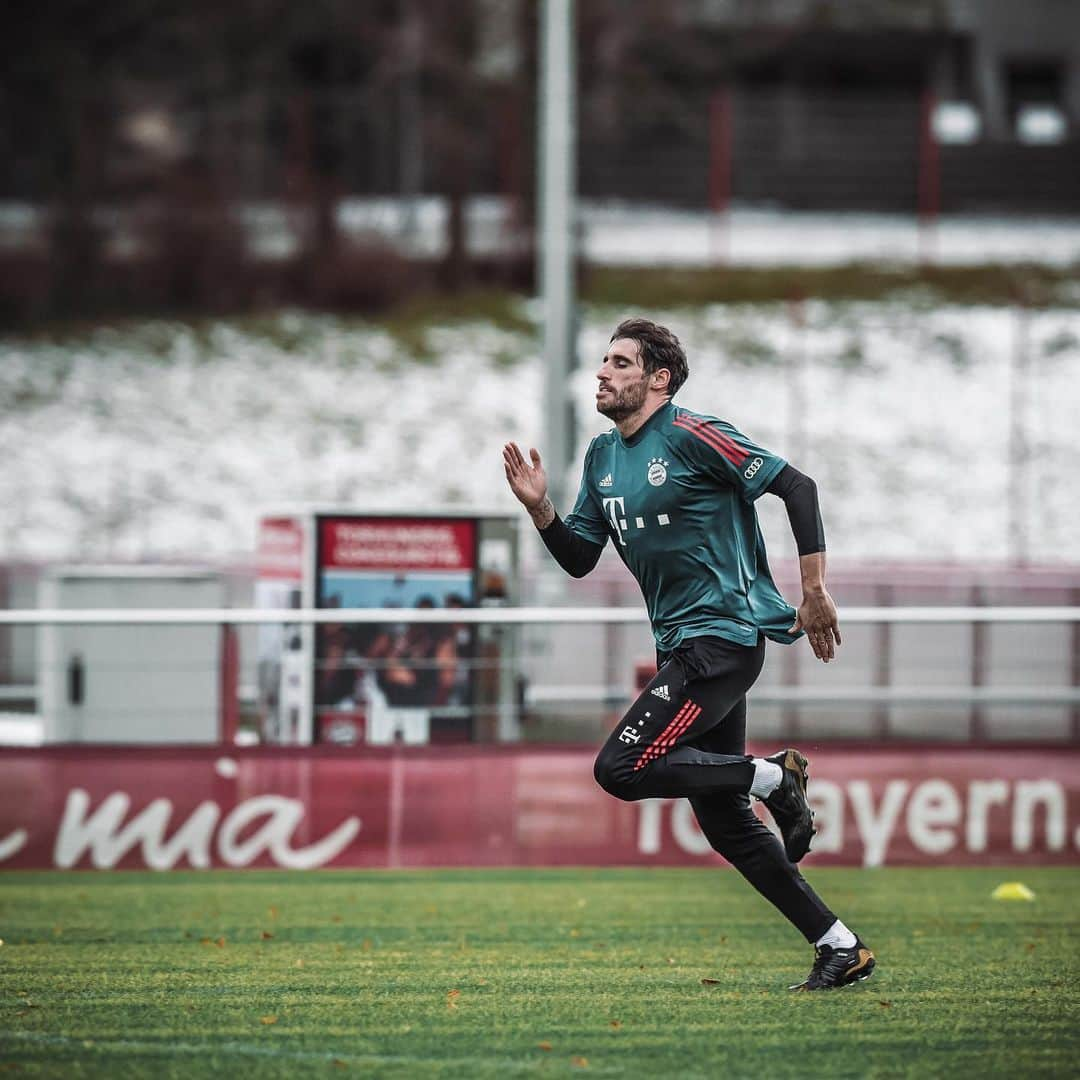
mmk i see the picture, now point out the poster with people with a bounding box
[315,517,477,743]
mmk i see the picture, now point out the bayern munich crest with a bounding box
[647,457,669,486]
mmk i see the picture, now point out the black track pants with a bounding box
[593,634,835,942]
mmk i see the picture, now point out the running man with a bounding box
[503,317,874,991]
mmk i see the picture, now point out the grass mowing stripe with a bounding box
[2,867,1078,1079]
[3,1031,627,1075]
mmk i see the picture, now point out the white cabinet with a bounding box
[39,568,225,744]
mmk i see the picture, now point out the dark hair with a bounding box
[611,318,689,397]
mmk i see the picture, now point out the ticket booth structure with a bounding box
[255,510,520,747]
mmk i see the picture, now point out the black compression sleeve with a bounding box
[538,514,604,578]
[766,464,826,556]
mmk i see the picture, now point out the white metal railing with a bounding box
[3,607,1078,731]
[1,605,1078,625]
[525,685,1080,706]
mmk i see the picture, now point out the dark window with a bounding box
[1004,58,1065,120]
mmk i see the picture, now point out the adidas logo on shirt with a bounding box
[650,684,670,701]
[599,474,614,488]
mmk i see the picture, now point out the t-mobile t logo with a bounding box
[602,496,673,546]
[602,496,628,546]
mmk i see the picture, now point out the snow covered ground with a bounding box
[579,204,1080,268]
[5,198,1080,267]
[1,300,1078,567]
[252,198,1080,267]
[300,198,1080,266]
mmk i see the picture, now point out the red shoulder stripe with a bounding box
[672,416,748,466]
[682,417,749,463]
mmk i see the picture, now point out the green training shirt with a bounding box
[564,400,801,651]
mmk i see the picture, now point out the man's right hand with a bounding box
[503,442,548,510]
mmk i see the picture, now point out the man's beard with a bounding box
[597,376,649,421]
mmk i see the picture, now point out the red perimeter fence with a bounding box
[1,743,1077,871]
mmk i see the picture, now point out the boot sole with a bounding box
[789,952,877,991]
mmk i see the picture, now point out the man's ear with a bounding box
[652,368,671,390]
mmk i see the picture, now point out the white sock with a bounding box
[749,758,783,799]
[815,919,857,950]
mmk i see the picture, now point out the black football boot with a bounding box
[790,939,876,991]
[761,748,815,863]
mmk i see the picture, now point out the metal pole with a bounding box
[969,584,987,741]
[1072,586,1080,741]
[538,0,577,513]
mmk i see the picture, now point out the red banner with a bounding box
[319,518,476,572]
[256,517,304,581]
[1,744,1078,870]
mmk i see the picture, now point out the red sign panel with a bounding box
[319,518,476,573]
[256,517,304,581]
[1,744,1077,870]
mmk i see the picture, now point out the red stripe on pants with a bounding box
[633,701,701,771]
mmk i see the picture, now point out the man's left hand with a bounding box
[789,589,842,663]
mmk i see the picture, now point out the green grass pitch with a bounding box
[1,867,1078,1078]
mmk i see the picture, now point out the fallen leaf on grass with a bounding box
[215,937,226,948]
[361,939,373,952]
[537,1042,552,1052]
[609,1020,622,1029]
[331,915,343,924]
[332,1060,347,1069]
[1025,942,1037,952]
[260,1016,278,1026]
[446,989,461,1010]
[878,1001,893,1009]
[261,932,274,940]
[701,978,722,986]
[571,1057,589,1068]
[294,959,304,968]
[268,906,279,920]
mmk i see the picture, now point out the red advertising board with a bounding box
[1,744,1078,871]
[319,518,476,572]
